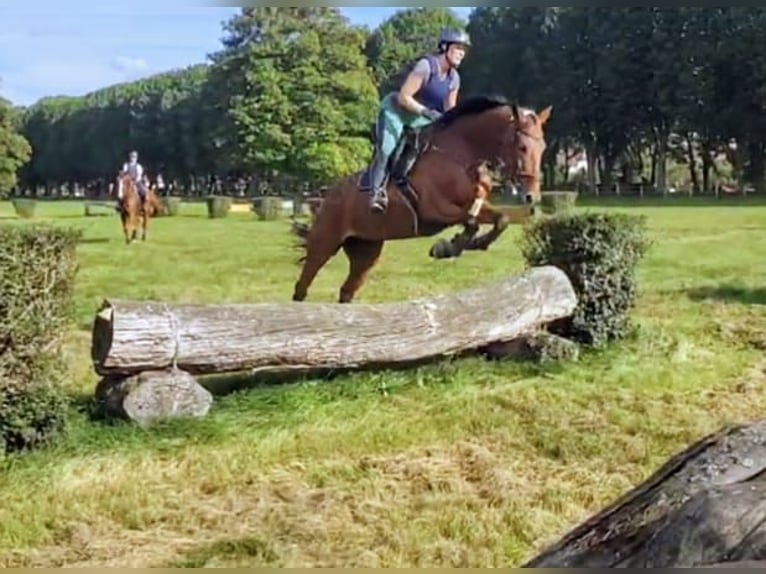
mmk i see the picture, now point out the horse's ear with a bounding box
[538,105,553,125]
[511,104,521,122]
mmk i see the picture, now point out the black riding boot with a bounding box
[369,150,389,214]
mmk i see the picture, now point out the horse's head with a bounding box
[503,104,551,202]
[117,172,133,198]
[433,96,551,202]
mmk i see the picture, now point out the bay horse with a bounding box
[116,173,162,243]
[291,95,551,303]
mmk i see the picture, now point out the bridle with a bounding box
[501,107,546,185]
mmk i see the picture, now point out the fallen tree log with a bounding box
[90,265,577,377]
[523,418,766,568]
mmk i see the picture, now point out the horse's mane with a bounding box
[435,94,512,128]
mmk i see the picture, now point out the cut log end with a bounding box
[91,299,115,370]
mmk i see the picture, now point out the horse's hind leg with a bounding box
[292,226,345,302]
[339,238,384,303]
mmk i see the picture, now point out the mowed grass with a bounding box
[1,197,766,567]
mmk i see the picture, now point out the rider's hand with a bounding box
[423,108,442,121]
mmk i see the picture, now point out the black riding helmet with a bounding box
[438,28,471,53]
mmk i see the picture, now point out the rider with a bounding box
[368,27,470,214]
[119,150,148,203]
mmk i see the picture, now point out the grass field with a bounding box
[1,197,765,567]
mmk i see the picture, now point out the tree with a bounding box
[19,65,212,194]
[14,8,766,196]
[206,7,378,187]
[0,91,32,197]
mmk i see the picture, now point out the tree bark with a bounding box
[702,138,715,194]
[687,132,700,194]
[90,265,577,377]
[523,419,766,568]
[655,132,668,194]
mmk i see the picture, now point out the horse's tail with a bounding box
[291,207,316,265]
[290,217,312,264]
[289,190,329,264]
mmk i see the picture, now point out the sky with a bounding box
[0,2,472,107]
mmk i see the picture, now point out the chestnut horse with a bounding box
[291,95,551,303]
[116,173,162,243]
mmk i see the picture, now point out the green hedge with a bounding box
[521,212,651,348]
[0,225,80,454]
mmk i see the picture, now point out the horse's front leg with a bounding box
[429,218,481,259]
[429,185,489,259]
[463,202,510,252]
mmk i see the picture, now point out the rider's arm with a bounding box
[445,71,460,111]
[397,58,431,115]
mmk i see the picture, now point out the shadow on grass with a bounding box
[687,285,766,306]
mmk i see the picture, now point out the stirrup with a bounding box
[370,190,387,210]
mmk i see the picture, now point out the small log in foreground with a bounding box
[523,419,766,568]
[91,265,577,377]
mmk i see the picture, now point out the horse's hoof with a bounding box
[429,238,454,259]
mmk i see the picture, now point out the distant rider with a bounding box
[119,150,148,203]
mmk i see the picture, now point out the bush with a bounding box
[0,225,81,454]
[160,196,182,217]
[521,212,651,348]
[206,195,231,219]
[255,196,283,221]
[0,383,69,454]
[540,191,578,214]
[12,198,36,219]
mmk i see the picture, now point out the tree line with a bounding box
[1,7,766,198]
